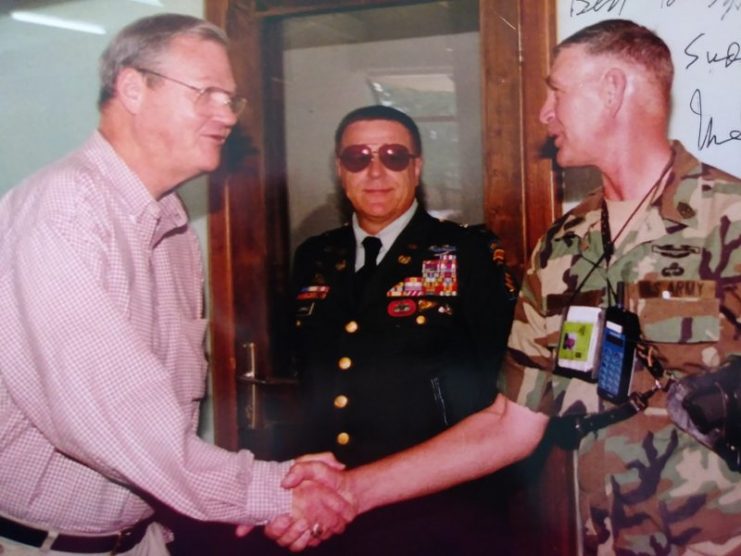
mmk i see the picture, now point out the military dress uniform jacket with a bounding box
[292,207,514,467]
[503,142,741,555]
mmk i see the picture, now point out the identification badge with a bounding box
[555,305,604,380]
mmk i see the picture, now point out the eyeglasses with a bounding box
[337,143,419,173]
[136,68,247,116]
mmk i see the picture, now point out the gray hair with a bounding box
[556,19,673,106]
[98,13,227,109]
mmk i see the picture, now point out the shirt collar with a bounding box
[89,131,188,247]
[352,199,418,269]
[551,141,705,244]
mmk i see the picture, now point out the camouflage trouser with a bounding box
[578,416,741,556]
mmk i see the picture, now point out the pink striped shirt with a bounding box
[0,132,291,535]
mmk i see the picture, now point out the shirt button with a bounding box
[415,315,427,325]
[336,432,350,445]
[334,395,349,409]
[345,320,359,333]
[338,357,352,370]
[295,320,302,328]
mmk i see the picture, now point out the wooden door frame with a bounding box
[205,1,575,553]
[205,0,558,451]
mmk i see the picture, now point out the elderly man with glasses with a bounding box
[0,13,354,555]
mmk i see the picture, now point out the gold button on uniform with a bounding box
[415,315,427,325]
[336,432,350,445]
[345,320,359,333]
[334,395,349,409]
[338,356,352,370]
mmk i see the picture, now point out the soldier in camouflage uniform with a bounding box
[267,18,740,556]
[503,19,741,555]
[506,139,741,554]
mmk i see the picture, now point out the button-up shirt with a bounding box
[0,132,291,535]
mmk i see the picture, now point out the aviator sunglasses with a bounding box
[338,144,419,173]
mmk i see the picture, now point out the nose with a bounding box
[539,90,555,125]
[216,105,239,128]
[367,154,385,178]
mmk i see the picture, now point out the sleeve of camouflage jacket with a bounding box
[499,238,556,413]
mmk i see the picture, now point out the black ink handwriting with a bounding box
[684,33,741,70]
[570,0,628,17]
[690,89,741,150]
[684,33,702,70]
[707,0,741,21]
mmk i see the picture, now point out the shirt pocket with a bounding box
[627,280,720,344]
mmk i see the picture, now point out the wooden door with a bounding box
[204,1,574,553]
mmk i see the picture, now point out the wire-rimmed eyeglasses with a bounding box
[136,68,247,117]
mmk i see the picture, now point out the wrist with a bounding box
[344,466,374,515]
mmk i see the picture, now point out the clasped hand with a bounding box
[264,453,357,552]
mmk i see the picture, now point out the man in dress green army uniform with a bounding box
[288,105,515,553]
[268,20,741,556]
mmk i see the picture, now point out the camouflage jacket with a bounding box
[502,142,741,555]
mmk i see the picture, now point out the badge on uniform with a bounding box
[661,262,684,277]
[422,253,457,296]
[428,244,456,255]
[297,285,330,300]
[297,302,315,317]
[386,253,458,297]
[387,299,417,317]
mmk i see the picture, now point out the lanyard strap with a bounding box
[600,150,676,268]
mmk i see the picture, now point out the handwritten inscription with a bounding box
[570,0,628,17]
[570,0,740,19]
[707,0,741,21]
[684,33,741,70]
[690,89,741,150]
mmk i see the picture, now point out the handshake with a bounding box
[240,452,362,552]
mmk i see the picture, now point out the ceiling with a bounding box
[0,0,199,52]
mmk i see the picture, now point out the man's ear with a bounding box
[601,67,626,116]
[116,67,146,114]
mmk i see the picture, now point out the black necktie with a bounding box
[355,236,382,298]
